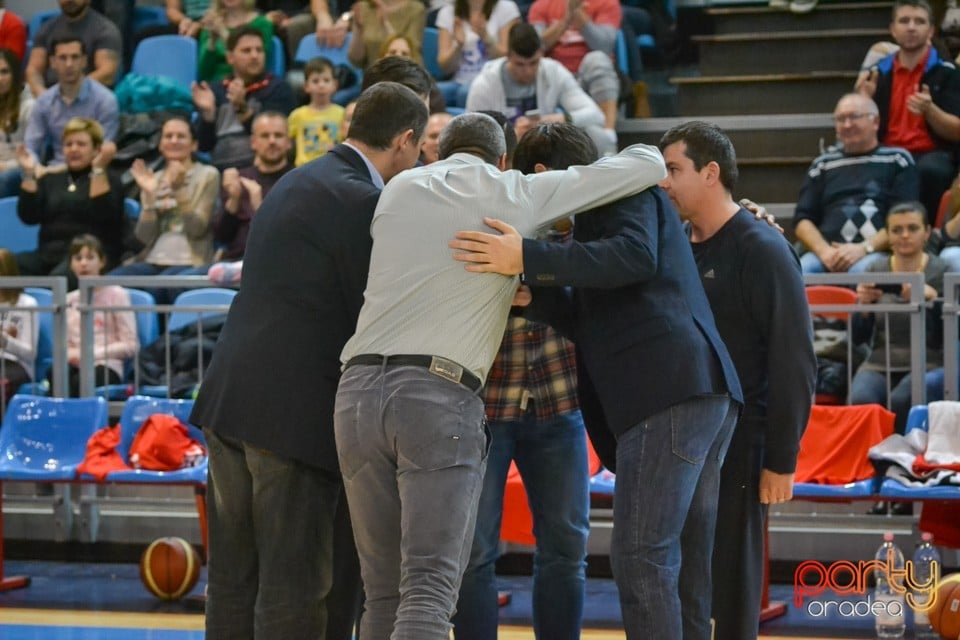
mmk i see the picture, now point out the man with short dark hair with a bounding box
[466,23,612,154]
[335,113,666,639]
[659,120,816,640]
[191,81,430,640]
[192,26,296,170]
[857,0,960,220]
[25,0,122,97]
[24,37,118,166]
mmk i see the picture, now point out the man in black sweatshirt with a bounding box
[659,121,817,640]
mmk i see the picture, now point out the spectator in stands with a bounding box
[109,116,219,302]
[659,121,817,640]
[0,247,38,414]
[23,37,119,167]
[25,0,122,97]
[421,110,452,163]
[528,0,620,149]
[16,117,123,285]
[0,2,26,63]
[794,93,918,274]
[0,47,34,198]
[435,0,520,90]
[347,0,425,69]
[215,111,292,263]
[198,0,275,83]
[60,233,138,397]
[258,0,321,60]
[134,0,212,46]
[193,26,296,170]
[451,118,593,640]
[936,176,960,270]
[288,56,344,165]
[851,201,948,436]
[856,0,960,223]
[379,33,415,58]
[467,23,611,154]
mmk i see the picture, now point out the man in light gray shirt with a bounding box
[334,112,666,640]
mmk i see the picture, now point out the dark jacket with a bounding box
[522,187,743,469]
[871,47,960,153]
[190,145,380,472]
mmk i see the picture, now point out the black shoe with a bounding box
[890,501,914,516]
[868,501,890,515]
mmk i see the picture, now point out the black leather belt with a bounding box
[345,354,482,392]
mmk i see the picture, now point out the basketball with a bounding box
[139,537,201,601]
[929,572,960,640]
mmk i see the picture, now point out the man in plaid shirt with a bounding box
[452,305,591,640]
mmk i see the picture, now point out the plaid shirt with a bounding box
[483,316,579,423]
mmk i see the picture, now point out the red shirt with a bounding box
[885,47,937,154]
[0,11,26,62]
[528,0,621,73]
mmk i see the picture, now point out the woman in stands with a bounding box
[851,201,949,436]
[197,0,274,82]
[109,117,219,303]
[435,0,519,89]
[0,247,37,414]
[347,0,425,69]
[0,47,33,198]
[58,234,138,398]
[15,117,123,289]
[379,33,415,58]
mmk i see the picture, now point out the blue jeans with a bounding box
[334,363,488,640]
[850,367,944,434]
[204,429,342,640]
[938,246,960,274]
[611,394,738,640]
[800,250,883,274]
[453,412,590,640]
[0,167,21,198]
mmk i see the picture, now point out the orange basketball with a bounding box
[929,572,960,640]
[139,536,201,601]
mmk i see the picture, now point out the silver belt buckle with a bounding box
[429,356,464,385]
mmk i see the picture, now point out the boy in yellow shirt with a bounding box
[288,57,346,165]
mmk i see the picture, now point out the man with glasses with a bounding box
[793,92,918,274]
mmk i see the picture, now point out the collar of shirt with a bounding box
[55,77,91,105]
[342,141,385,189]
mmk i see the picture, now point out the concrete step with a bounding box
[735,156,811,205]
[672,71,858,115]
[617,113,833,158]
[706,2,891,35]
[693,28,887,76]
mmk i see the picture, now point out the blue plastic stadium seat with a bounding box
[268,35,285,78]
[0,395,108,480]
[589,467,616,497]
[131,35,197,92]
[85,396,206,484]
[293,33,361,105]
[167,288,236,333]
[124,198,140,221]
[0,196,36,254]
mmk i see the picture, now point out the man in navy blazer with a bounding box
[191,82,429,640]
[450,123,742,640]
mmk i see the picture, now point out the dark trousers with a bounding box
[326,487,364,640]
[204,429,341,640]
[711,426,766,640]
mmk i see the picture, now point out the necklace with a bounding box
[67,174,77,192]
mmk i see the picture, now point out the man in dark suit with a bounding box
[449,123,743,640]
[190,81,429,640]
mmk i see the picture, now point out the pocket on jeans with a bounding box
[669,401,720,466]
[396,395,486,472]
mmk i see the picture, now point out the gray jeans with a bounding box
[334,363,488,640]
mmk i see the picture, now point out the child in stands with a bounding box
[288,56,344,166]
[61,234,138,397]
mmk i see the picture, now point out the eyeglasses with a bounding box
[833,113,874,124]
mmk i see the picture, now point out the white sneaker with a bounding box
[789,0,817,13]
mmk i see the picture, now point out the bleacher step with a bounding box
[672,72,858,115]
[706,2,892,35]
[694,29,888,76]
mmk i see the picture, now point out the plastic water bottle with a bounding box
[912,532,942,640]
[874,532,906,638]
